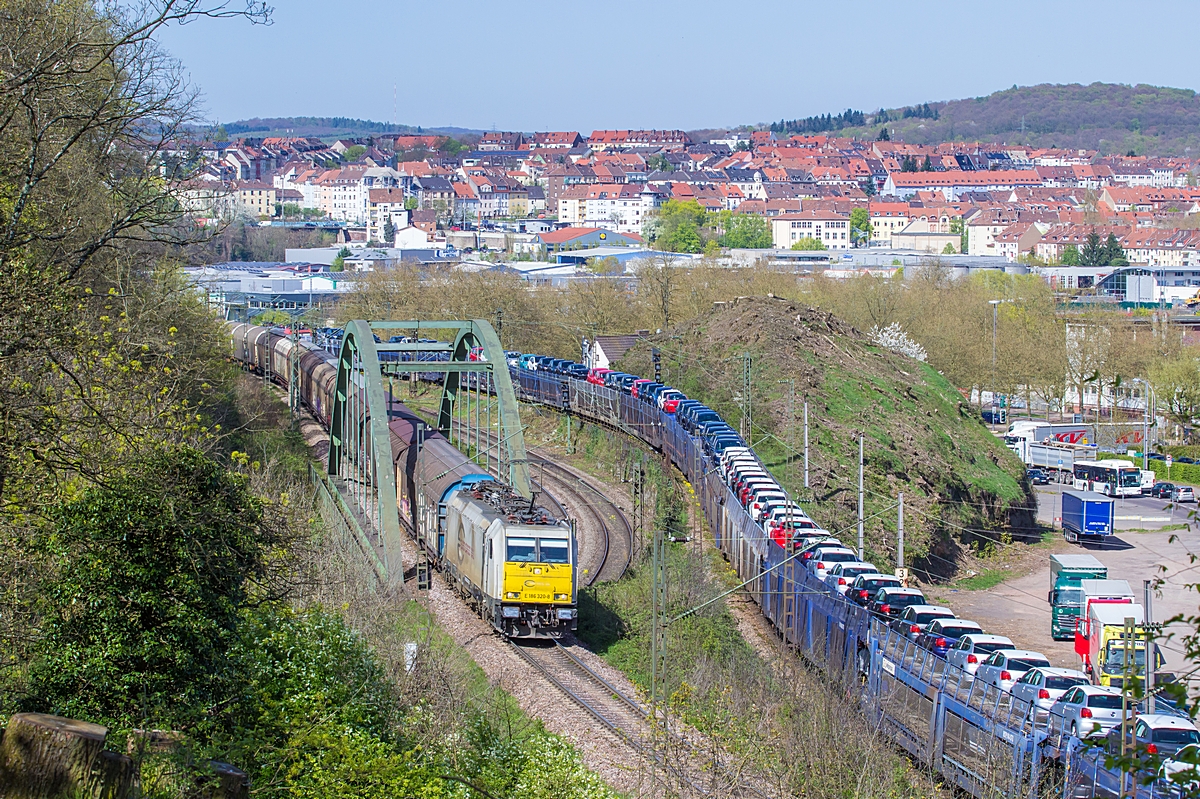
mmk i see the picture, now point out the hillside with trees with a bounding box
[793,83,1200,156]
[0,2,613,797]
[219,116,482,139]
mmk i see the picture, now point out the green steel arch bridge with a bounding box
[317,319,530,585]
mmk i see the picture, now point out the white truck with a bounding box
[1005,421,1094,464]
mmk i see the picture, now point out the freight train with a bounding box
[231,321,1183,798]
[227,324,577,639]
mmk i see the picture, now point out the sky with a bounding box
[159,0,1200,133]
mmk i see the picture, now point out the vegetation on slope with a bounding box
[785,82,1200,156]
[618,297,1034,577]
[0,2,613,796]
[547,423,937,799]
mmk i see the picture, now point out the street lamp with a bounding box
[989,299,1003,425]
[1130,377,1154,470]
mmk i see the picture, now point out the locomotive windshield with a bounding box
[506,537,537,562]
[505,536,570,564]
[539,539,570,564]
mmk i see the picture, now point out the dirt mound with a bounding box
[619,296,1035,582]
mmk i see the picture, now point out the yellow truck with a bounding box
[1075,602,1162,688]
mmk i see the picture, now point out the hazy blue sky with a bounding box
[159,0,1200,132]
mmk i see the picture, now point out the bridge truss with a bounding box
[326,319,530,584]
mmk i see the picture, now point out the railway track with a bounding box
[468,424,633,585]
[510,638,780,798]
[528,456,633,585]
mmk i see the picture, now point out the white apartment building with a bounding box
[770,211,851,250]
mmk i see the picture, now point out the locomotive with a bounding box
[227,323,577,639]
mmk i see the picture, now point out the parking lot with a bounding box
[927,482,1198,675]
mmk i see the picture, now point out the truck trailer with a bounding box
[1004,421,1093,463]
[1027,442,1099,479]
[1060,489,1115,544]
[1049,554,1107,639]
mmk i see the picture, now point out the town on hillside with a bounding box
[184,127,1200,312]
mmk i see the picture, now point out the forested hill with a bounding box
[219,116,482,139]
[787,83,1200,156]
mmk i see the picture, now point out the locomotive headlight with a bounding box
[505,592,520,599]
[557,609,575,620]
[554,593,569,601]
[501,606,520,619]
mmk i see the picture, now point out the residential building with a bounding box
[769,210,852,249]
[478,131,525,151]
[232,180,277,218]
[868,202,911,246]
[366,187,409,243]
[587,130,692,151]
[882,170,1042,200]
[532,131,583,149]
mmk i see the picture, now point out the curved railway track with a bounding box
[469,424,633,585]
[528,456,632,585]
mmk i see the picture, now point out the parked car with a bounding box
[916,619,985,658]
[1049,685,1127,739]
[1179,457,1197,465]
[796,538,844,568]
[1160,742,1200,788]
[1026,468,1051,485]
[824,562,878,595]
[1106,715,1200,761]
[1151,482,1176,499]
[807,547,859,580]
[974,649,1052,692]
[846,574,903,607]
[1171,485,1196,503]
[890,605,956,642]
[1010,667,1091,716]
[868,587,926,620]
[586,367,611,385]
[945,634,1016,675]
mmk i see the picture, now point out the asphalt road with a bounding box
[929,483,1199,676]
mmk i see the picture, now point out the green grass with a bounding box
[954,569,1012,591]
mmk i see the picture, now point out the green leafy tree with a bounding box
[900,156,918,172]
[921,155,934,171]
[877,127,890,141]
[645,199,708,253]
[942,242,957,254]
[404,197,418,210]
[949,218,967,252]
[850,207,873,246]
[341,144,366,162]
[1151,353,1200,433]
[24,446,278,728]
[1060,244,1081,265]
[332,245,352,272]
[791,237,826,251]
[718,214,772,249]
[257,309,291,325]
[647,153,672,173]
[672,221,703,253]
